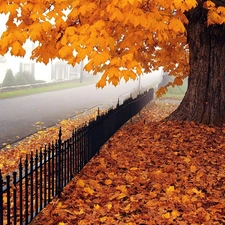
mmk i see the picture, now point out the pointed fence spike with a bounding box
[117,98,120,107]
[59,127,62,140]
[97,107,100,117]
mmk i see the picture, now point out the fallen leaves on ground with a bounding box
[30,101,225,224]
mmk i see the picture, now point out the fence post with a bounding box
[13,171,17,225]
[30,154,34,221]
[97,108,102,154]
[51,142,55,197]
[0,170,3,225]
[25,156,29,224]
[56,127,62,197]
[6,175,10,225]
[19,159,23,225]
[35,151,38,216]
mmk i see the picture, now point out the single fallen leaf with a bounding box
[166,185,174,194]
[171,210,180,219]
[162,212,170,219]
[84,187,94,195]
[124,203,130,211]
[130,167,138,171]
[105,179,112,185]
[184,157,191,163]
[190,165,197,172]
[100,216,107,222]
[94,204,100,210]
[107,203,112,210]
[74,209,85,215]
[116,185,128,194]
[76,179,85,188]
[182,195,190,204]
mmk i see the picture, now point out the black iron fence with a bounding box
[0,88,154,225]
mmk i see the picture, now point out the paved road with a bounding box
[0,80,155,148]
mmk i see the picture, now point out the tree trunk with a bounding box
[167,4,225,125]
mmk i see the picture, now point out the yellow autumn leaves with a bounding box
[204,1,225,25]
[77,179,95,195]
[0,0,225,90]
[173,0,197,12]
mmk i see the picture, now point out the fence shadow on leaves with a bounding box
[0,88,154,225]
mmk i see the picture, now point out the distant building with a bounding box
[0,40,85,83]
[0,14,88,84]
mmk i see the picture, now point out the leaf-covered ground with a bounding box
[30,101,225,225]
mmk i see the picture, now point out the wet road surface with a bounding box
[0,81,147,148]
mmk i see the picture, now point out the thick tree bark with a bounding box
[167,3,225,125]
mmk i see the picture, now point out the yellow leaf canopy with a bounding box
[0,0,223,88]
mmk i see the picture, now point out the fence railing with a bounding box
[0,88,154,225]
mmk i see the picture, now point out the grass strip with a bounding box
[0,79,97,99]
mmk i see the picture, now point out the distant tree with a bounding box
[15,72,27,85]
[23,71,36,84]
[2,69,16,87]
